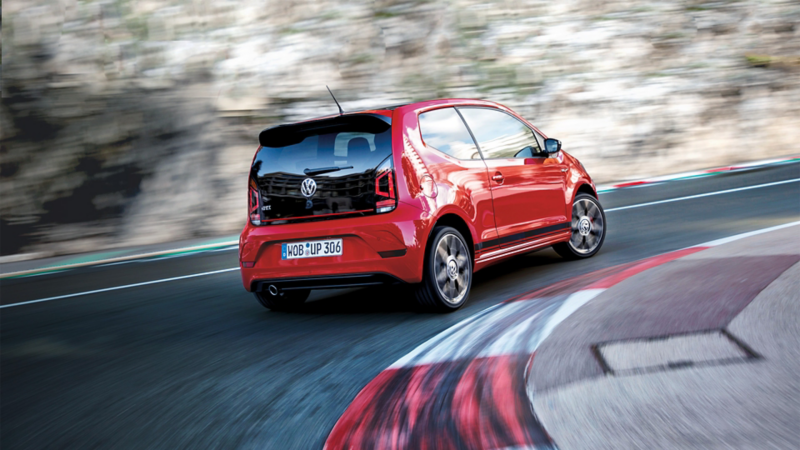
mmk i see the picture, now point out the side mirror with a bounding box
[544,138,561,155]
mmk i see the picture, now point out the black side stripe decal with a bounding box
[475,222,571,252]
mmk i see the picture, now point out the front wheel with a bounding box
[553,193,606,260]
[415,226,473,312]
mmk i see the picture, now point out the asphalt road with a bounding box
[1,162,799,449]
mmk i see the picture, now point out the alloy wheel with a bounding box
[568,197,605,255]
[433,233,471,304]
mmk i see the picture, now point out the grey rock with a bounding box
[2,0,799,255]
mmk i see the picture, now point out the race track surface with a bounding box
[1,162,798,449]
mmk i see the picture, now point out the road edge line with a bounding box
[596,154,799,192]
[0,241,239,279]
[0,267,240,309]
[604,178,800,212]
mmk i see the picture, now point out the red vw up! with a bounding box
[239,99,605,311]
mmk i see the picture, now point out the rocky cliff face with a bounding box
[2,0,799,256]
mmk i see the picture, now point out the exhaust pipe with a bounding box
[267,285,279,296]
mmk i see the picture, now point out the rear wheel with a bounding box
[254,289,310,311]
[554,193,606,260]
[415,226,472,312]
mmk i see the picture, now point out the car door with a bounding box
[417,107,498,244]
[457,107,568,241]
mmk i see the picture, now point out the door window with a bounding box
[457,108,542,159]
[419,108,482,160]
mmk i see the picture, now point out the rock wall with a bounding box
[2,0,799,256]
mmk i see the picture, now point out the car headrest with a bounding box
[347,137,371,162]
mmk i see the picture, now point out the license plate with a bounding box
[282,239,343,260]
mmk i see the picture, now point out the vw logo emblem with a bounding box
[301,178,317,198]
[578,217,592,236]
[447,258,459,280]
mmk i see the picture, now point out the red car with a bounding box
[239,98,606,311]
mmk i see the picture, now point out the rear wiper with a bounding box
[303,165,353,176]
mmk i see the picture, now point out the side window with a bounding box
[457,108,542,159]
[419,108,481,160]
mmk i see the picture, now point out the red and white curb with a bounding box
[324,220,800,450]
[596,155,799,193]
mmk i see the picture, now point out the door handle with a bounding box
[492,172,504,184]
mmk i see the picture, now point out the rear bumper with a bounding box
[239,202,427,292]
[252,273,404,292]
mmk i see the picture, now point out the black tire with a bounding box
[415,226,473,312]
[553,193,606,260]
[254,289,310,311]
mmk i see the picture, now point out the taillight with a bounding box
[374,157,397,214]
[249,180,262,225]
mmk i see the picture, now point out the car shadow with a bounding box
[273,248,568,315]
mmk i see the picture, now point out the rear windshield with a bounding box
[253,129,393,178]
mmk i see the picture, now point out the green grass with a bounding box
[745,54,772,67]
[320,11,341,21]
[374,11,399,19]
[279,26,303,35]
[660,32,688,40]
[350,54,374,65]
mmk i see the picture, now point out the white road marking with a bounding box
[211,245,239,252]
[698,220,800,247]
[389,302,507,368]
[604,178,800,212]
[389,289,609,367]
[535,289,605,345]
[0,268,239,309]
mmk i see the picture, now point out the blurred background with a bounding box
[2,0,799,257]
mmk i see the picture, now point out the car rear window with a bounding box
[253,129,392,178]
[250,115,396,224]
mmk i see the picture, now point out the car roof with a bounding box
[298,98,506,122]
[371,98,504,112]
[258,98,534,145]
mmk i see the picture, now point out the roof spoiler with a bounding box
[258,114,391,148]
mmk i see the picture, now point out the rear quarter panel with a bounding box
[393,102,500,252]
